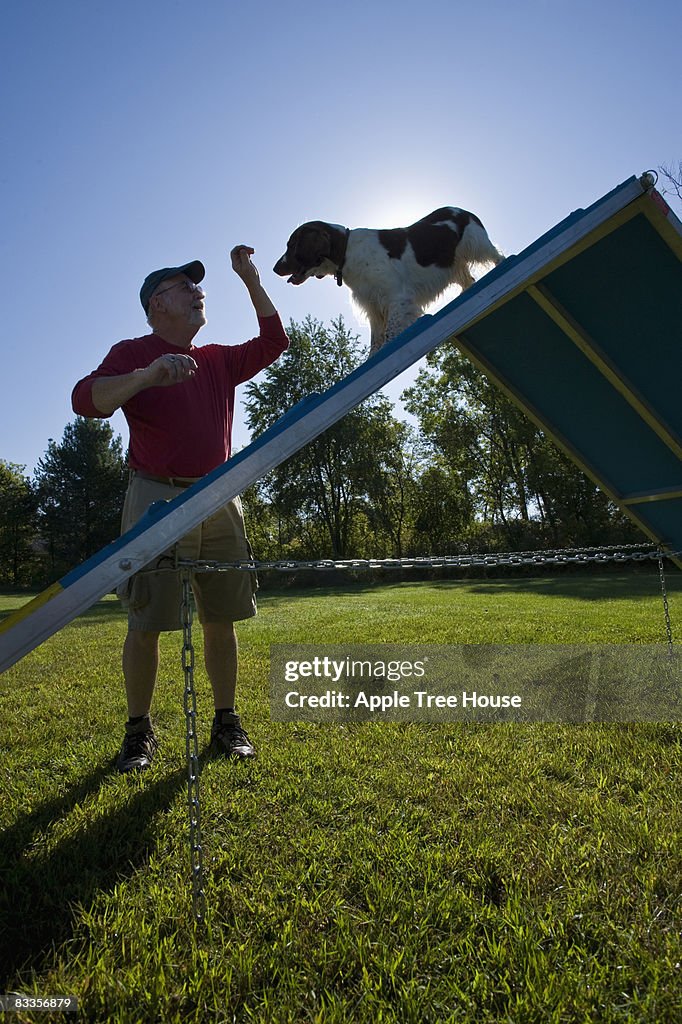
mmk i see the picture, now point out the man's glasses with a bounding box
[154,279,205,299]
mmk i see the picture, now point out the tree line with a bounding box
[1,420,128,588]
[0,316,640,589]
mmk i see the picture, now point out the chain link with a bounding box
[657,551,675,655]
[181,571,206,924]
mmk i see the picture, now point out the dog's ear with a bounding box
[296,223,332,267]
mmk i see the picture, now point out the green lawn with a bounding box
[1,571,680,1023]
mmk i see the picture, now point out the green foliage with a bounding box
[243,317,412,558]
[359,418,418,558]
[33,417,127,581]
[408,461,475,555]
[0,460,37,587]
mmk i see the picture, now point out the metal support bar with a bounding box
[622,488,682,506]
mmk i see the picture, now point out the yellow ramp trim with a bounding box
[0,582,64,634]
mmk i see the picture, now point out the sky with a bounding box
[2,0,680,477]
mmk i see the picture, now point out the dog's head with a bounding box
[273,221,342,285]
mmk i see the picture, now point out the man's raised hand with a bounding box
[230,245,261,287]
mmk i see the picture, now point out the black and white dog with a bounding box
[273,207,503,354]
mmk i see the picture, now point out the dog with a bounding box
[273,207,504,355]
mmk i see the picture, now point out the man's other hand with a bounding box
[144,353,198,387]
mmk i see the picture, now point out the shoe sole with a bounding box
[210,739,256,759]
[116,757,154,773]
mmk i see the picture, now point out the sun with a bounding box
[348,188,446,229]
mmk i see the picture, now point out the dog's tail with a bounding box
[460,219,504,267]
[489,242,505,266]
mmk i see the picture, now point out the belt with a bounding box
[132,470,199,489]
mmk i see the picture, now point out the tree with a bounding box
[33,417,127,579]
[658,161,682,212]
[242,317,413,559]
[0,461,37,587]
[403,345,535,538]
[522,436,639,547]
[359,419,419,558]
[406,459,476,555]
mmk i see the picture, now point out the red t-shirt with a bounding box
[71,314,289,477]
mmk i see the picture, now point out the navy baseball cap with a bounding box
[140,260,205,313]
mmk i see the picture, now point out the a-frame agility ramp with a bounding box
[1,172,681,674]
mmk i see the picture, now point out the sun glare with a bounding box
[349,189,446,229]
[339,184,499,320]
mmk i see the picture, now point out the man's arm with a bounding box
[223,246,290,385]
[87,353,197,416]
[231,245,277,318]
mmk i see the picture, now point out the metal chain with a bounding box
[173,542,678,651]
[181,571,206,924]
[657,551,675,654]
[176,543,680,574]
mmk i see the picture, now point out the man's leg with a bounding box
[115,473,186,772]
[122,629,161,717]
[203,621,255,758]
[117,629,161,773]
[202,621,238,710]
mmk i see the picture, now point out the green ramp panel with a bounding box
[453,187,682,562]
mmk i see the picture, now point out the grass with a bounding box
[0,570,681,1023]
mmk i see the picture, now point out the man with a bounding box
[72,246,288,772]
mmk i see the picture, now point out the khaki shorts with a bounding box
[117,473,257,631]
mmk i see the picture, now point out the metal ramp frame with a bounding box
[1,172,681,673]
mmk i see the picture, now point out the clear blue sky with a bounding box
[2,0,680,475]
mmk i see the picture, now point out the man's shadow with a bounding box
[0,750,212,986]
